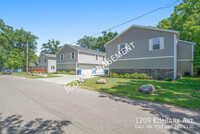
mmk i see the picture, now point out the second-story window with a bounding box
[103,56,105,61]
[149,37,164,51]
[71,52,75,59]
[44,58,46,63]
[96,55,98,60]
[60,54,64,60]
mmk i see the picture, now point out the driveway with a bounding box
[0,75,199,134]
[37,74,102,85]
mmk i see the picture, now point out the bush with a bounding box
[166,78,172,81]
[157,77,161,80]
[107,72,150,79]
[69,71,75,75]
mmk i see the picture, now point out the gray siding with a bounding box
[177,41,193,76]
[38,55,56,73]
[177,61,192,75]
[106,27,175,70]
[177,41,192,60]
[111,58,174,69]
[56,45,78,63]
[57,63,76,70]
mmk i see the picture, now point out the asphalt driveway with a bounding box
[0,75,199,134]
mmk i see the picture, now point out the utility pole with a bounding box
[26,44,28,74]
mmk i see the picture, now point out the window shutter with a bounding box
[149,39,153,51]
[160,37,164,49]
[118,45,120,52]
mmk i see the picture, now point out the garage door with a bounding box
[79,65,93,75]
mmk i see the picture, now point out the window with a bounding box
[149,37,164,51]
[44,58,46,63]
[60,54,64,60]
[118,44,126,53]
[39,59,40,63]
[96,55,98,60]
[153,38,160,50]
[51,66,55,69]
[71,52,75,59]
[103,56,105,61]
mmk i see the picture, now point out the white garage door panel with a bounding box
[79,65,93,74]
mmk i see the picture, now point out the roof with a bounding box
[43,54,56,58]
[178,40,196,45]
[104,25,181,46]
[56,44,105,55]
[29,62,37,67]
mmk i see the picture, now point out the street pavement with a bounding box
[0,75,199,134]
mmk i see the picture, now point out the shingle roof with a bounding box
[65,44,105,55]
[43,54,56,58]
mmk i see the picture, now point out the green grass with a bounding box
[69,77,200,109]
[12,72,60,78]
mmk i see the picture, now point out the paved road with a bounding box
[0,75,199,134]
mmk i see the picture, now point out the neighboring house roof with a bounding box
[29,62,37,67]
[104,25,181,46]
[179,40,196,45]
[56,44,105,55]
[41,54,56,58]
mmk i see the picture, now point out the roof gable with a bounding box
[104,25,180,46]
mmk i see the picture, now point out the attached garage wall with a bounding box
[177,61,192,76]
[57,63,76,72]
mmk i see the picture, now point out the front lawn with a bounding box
[73,77,200,109]
[12,72,60,78]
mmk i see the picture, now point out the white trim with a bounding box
[118,43,128,52]
[179,40,196,45]
[71,52,75,59]
[177,59,193,61]
[117,56,174,61]
[191,45,194,76]
[57,62,76,64]
[60,54,64,61]
[79,50,105,56]
[174,34,177,80]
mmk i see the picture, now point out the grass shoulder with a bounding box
[69,77,200,109]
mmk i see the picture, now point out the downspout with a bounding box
[174,34,177,80]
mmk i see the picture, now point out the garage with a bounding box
[78,64,104,75]
[78,65,93,75]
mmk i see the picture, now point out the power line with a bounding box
[69,0,180,45]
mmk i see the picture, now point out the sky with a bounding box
[0,0,182,56]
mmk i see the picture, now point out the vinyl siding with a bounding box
[177,41,193,76]
[177,41,193,60]
[78,51,105,64]
[106,27,175,69]
[111,58,174,69]
[57,63,76,70]
[56,45,78,63]
[47,58,56,73]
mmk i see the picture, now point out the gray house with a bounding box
[56,44,106,75]
[104,25,195,79]
[38,54,56,73]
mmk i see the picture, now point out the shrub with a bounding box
[107,72,150,79]
[157,77,161,80]
[69,71,75,75]
[57,71,62,74]
[149,76,153,80]
[166,78,172,81]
